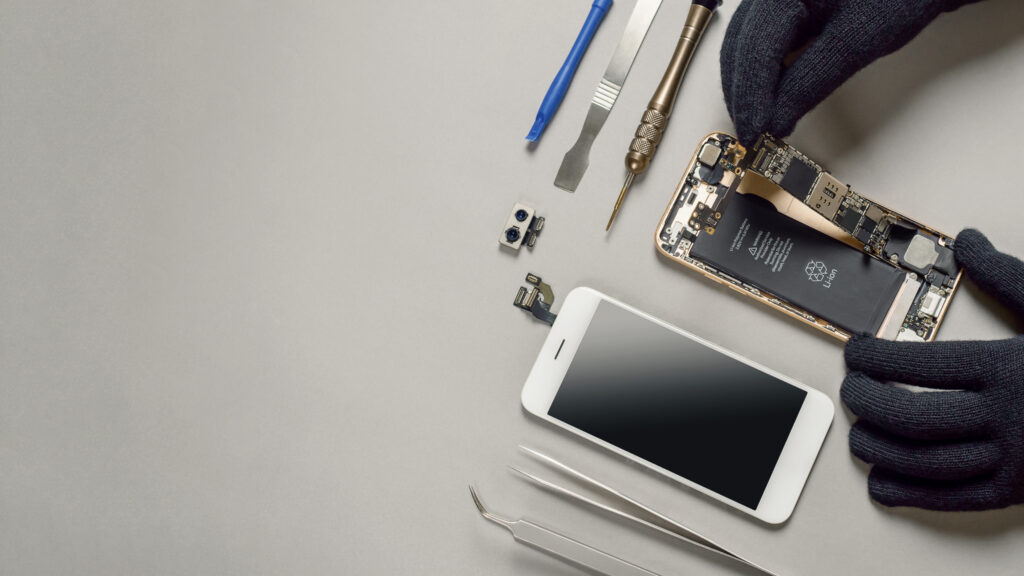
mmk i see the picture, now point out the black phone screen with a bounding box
[548,301,807,509]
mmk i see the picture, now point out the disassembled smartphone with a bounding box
[522,287,833,524]
[656,133,963,342]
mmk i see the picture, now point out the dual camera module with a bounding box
[499,203,544,251]
[505,209,530,243]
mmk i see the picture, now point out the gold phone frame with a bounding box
[654,132,962,342]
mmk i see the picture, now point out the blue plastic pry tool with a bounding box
[526,0,613,142]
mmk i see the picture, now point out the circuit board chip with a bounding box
[779,158,818,199]
[838,209,863,233]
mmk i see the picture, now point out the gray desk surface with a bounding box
[3,1,1024,574]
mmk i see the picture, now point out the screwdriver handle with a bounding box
[625,0,719,175]
[626,108,668,174]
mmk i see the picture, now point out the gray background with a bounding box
[3,1,1024,574]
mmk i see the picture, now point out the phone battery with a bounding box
[689,192,905,335]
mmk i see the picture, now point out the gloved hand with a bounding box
[720,0,983,145]
[841,229,1024,511]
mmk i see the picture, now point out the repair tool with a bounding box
[469,485,663,576]
[554,0,663,191]
[527,0,613,142]
[513,446,780,576]
[606,0,721,230]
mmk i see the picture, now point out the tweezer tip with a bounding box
[507,465,529,479]
[468,485,486,513]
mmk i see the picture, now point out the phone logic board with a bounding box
[655,133,962,342]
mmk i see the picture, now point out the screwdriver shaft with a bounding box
[606,173,635,230]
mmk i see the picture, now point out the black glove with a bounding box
[841,229,1024,511]
[720,0,982,145]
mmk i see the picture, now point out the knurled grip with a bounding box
[626,108,667,173]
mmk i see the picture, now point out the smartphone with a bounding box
[656,132,962,342]
[521,287,833,524]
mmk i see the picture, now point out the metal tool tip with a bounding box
[507,465,538,479]
[507,466,552,491]
[469,485,513,529]
[468,485,486,514]
[606,173,635,231]
[553,179,576,193]
[554,152,586,192]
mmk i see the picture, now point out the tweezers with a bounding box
[512,446,780,576]
[471,485,663,576]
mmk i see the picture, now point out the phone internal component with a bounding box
[655,132,963,342]
[514,273,557,325]
[698,142,722,167]
[918,289,945,318]
[689,193,906,335]
[500,202,545,250]
[882,223,948,276]
[744,134,904,246]
[778,157,819,201]
[877,276,925,340]
[903,234,940,270]
[807,173,847,221]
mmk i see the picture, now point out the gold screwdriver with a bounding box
[606,0,721,231]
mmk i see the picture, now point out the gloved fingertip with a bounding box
[736,118,767,148]
[838,370,858,399]
[737,127,760,148]
[766,114,799,140]
[866,470,906,508]
[847,422,876,463]
[953,228,1024,316]
[838,371,875,417]
[843,335,887,367]
[953,228,993,267]
[723,0,809,147]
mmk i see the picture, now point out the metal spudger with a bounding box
[606,0,722,230]
[554,0,664,192]
[469,486,663,576]
[514,447,780,576]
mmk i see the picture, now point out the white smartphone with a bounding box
[521,287,834,524]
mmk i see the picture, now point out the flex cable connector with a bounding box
[514,273,557,325]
